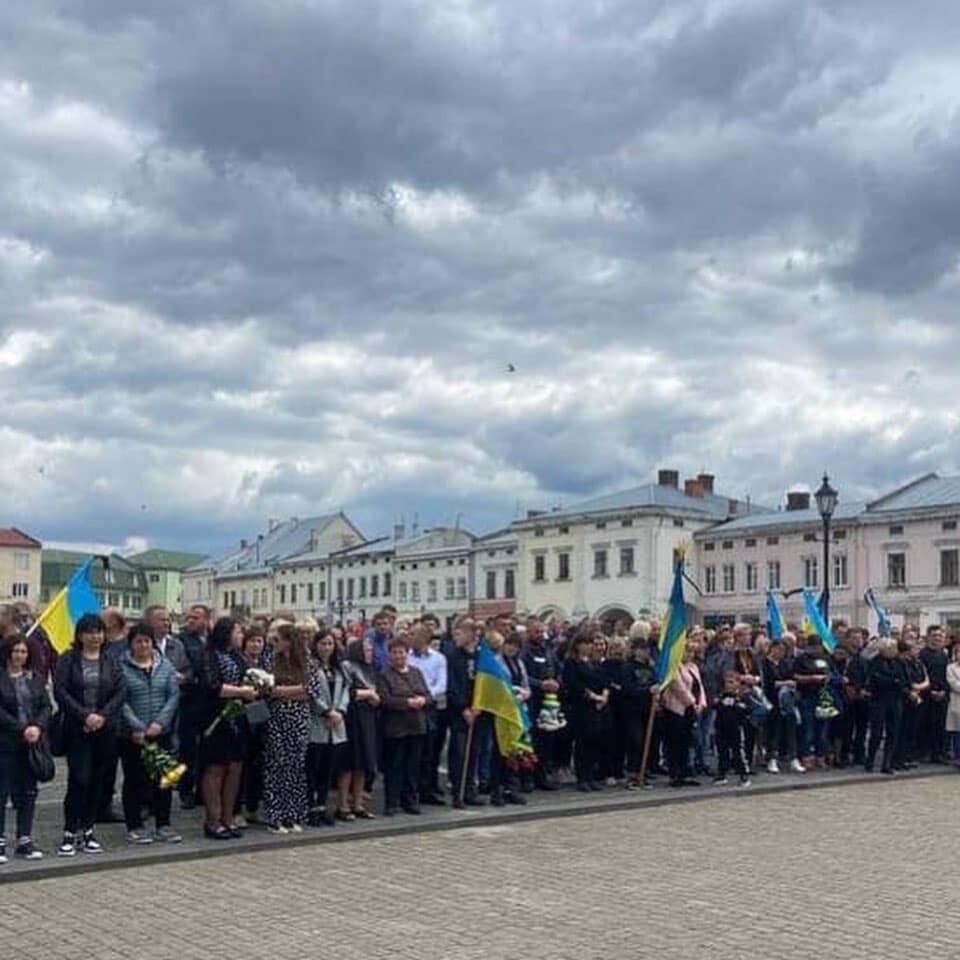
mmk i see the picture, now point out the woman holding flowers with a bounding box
[262,623,311,833]
[199,617,256,840]
[119,621,182,844]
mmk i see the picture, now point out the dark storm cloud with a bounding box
[2,0,959,555]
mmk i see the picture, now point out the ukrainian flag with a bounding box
[34,557,101,654]
[766,591,787,640]
[864,588,892,638]
[654,558,688,687]
[472,640,530,757]
[801,587,836,653]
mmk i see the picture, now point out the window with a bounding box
[398,582,408,602]
[346,579,354,601]
[319,581,327,602]
[383,573,391,595]
[504,569,515,599]
[534,555,546,582]
[427,579,437,603]
[803,532,816,542]
[456,577,467,599]
[673,518,684,528]
[149,573,160,583]
[336,579,344,600]
[558,552,570,581]
[888,552,906,588]
[596,521,607,530]
[593,550,608,578]
[278,585,286,605]
[832,554,848,588]
[559,525,569,534]
[767,537,779,546]
[411,582,420,603]
[803,557,819,589]
[370,575,378,598]
[307,583,314,602]
[13,551,29,570]
[11,582,28,598]
[941,549,959,587]
[722,564,735,593]
[703,542,715,552]
[943,521,957,532]
[290,584,298,604]
[745,538,756,548]
[704,565,717,594]
[889,524,904,536]
[534,527,544,537]
[445,578,455,599]
[485,571,496,599]
[767,561,781,590]
[834,529,847,539]
[622,518,633,528]
[722,540,733,550]
[356,577,364,598]
[745,562,758,593]
[619,547,635,576]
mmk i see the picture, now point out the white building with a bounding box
[180,512,364,617]
[693,473,960,633]
[512,470,764,624]
[470,528,519,620]
[392,527,475,621]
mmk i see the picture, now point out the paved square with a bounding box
[2,777,957,960]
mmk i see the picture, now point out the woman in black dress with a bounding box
[561,634,610,792]
[343,638,380,818]
[199,617,256,840]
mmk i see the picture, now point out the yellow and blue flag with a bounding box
[864,588,892,637]
[34,557,101,654]
[654,558,688,687]
[801,587,836,653]
[766,591,787,640]
[472,640,530,757]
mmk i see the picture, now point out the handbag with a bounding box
[48,712,66,757]
[244,698,271,729]
[27,738,56,783]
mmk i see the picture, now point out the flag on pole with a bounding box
[472,640,530,757]
[766,590,787,640]
[864,588,892,637]
[33,557,101,654]
[801,587,837,653]
[654,555,688,687]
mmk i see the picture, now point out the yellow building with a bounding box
[0,528,43,607]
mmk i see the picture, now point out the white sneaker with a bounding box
[57,833,77,858]
[289,823,303,833]
[766,758,780,774]
[266,823,289,835]
[790,759,806,773]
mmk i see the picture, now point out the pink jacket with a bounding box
[660,662,707,717]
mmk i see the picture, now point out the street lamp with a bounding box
[814,473,838,621]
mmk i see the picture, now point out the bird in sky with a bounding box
[506,363,516,373]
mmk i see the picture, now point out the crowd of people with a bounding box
[0,601,958,863]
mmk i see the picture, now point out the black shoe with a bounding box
[383,806,398,817]
[402,804,422,815]
[576,782,591,793]
[464,794,486,807]
[203,824,231,840]
[864,764,874,773]
[490,791,506,807]
[682,778,701,787]
[537,780,559,791]
[420,793,445,806]
[882,766,895,775]
[505,792,527,806]
[668,779,684,788]
[452,799,465,810]
[588,781,603,791]
[477,781,491,795]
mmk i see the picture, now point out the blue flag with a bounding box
[864,588,892,638]
[802,588,836,652]
[766,591,787,640]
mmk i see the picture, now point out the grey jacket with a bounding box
[121,650,180,739]
[309,660,350,745]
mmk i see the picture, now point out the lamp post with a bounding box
[814,473,838,622]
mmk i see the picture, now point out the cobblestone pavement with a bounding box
[3,776,958,960]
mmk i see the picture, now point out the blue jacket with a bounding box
[121,650,180,738]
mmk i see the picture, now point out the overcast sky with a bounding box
[3,1,960,557]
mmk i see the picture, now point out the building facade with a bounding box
[127,549,207,611]
[41,550,148,617]
[512,471,764,624]
[693,473,960,633]
[0,528,42,606]
[470,528,519,620]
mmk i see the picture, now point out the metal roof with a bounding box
[523,483,767,523]
[208,513,344,573]
[695,500,866,535]
[126,549,208,571]
[866,473,960,513]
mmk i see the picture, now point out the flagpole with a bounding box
[458,717,476,806]
[637,691,659,786]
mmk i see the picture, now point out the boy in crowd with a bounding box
[713,671,752,787]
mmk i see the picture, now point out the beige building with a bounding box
[694,473,960,633]
[470,527,519,620]
[0,528,42,607]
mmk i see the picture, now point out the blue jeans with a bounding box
[798,697,826,758]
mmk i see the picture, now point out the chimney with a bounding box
[309,527,319,550]
[526,509,546,519]
[240,538,248,550]
[684,478,705,498]
[412,512,420,537]
[393,520,406,542]
[786,490,811,511]
[697,473,715,494]
[658,469,679,488]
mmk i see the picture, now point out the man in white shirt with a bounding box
[409,622,448,803]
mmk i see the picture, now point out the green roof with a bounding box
[126,549,208,571]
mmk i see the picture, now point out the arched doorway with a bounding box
[596,605,634,636]
[536,605,566,623]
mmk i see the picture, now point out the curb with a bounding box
[3,765,954,884]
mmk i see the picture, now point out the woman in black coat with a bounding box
[0,635,51,861]
[53,613,126,857]
[561,634,610,792]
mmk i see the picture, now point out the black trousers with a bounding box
[418,707,441,797]
[383,735,423,809]
[97,736,120,816]
[717,725,748,778]
[447,714,480,799]
[306,742,341,810]
[430,705,450,792]
[0,748,38,839]
[63,731,115,833]
[920,696,949,760]
[840,699,868,764]
[573,724,604,785]
[866,698,901,771]
[177,695,202,799]
[663,710,692,783]
[894,703,921,767]
[118,737,173,830]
